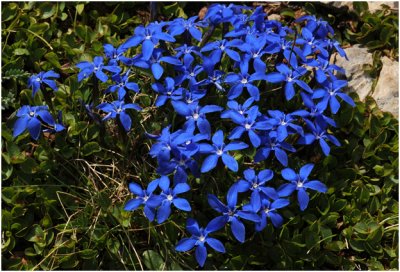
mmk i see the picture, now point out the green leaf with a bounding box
[142,250,165,270]
[28,22,50,34]
[44,52,61,69]
[40,2,57,19]
[20,157,39,174]
[13,48,30,56]
[76,4,85,15]
[81,142,101,156]
[280,8,295,18]
[79,249,98,260]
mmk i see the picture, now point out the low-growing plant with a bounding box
[2,2,398,270]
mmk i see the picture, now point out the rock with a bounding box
[332,45,374,101]
[323,1,398,12]
[372,56,399,118]
[267,14,281,21]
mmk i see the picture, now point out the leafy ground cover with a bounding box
[2,2,398,270]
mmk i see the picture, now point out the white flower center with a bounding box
[241,78,248,84]
[287,77,293,82]
[116,108,122,113]
[239,110,244,115]
[29,111,35,117]
[252,183,259,189]
[245,123,252,130]
[145,35,151,40]
[190,72,195,77]
[185,140,191,145]
[216,149,223,156]
[264,208,270,214]
[253,53,259,58]
[193,113,199,120]
[143,196,149,202]
[35,77,41,82]
[199,236,205,242]
[220,45,225,51]
[167,195,173,201]
[297,181,304,188]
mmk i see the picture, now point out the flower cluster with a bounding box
[12,3,354,268]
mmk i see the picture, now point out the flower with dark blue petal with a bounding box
[156,176,191,223]
[199,130,248,172]
[207,187,260,243]
[235,168,278,211]
[76,56,121,82]
[278,163,327,211]
[175,218,226,267]
[124,179,163,221]
[97,100,141,131]
[13,105,55,140]
[107,69,139,100]
[28,71,59,97]
[254,131,296,166]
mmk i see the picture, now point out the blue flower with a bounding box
[278,164,327,211]
[199,130,248,172]
[107,69,139,100]
[235,168,278,211]
[174,44,202,64]
[207,187,260,243]
[124,179,162,221]
[297,119,341,156]
[254,131,296,166]
[151,77,183,107]
[122,23,175,60]
[13,105,55,140]
[103,43,131,66]
[265,62,312,101]
[156,176,191,223]
[168,16,203,41]
[175,218,226,267]
[76,56,121,82]
[220,97,255,119]
[171,101,223,137]
[201,39,242,62]
[243,198,290,231]
[28,71,59,97]
[312,76,355,114]
[97,100,141,131]
[267,110,307,142]
[228,106,273,147]
[300,92,337,128]
[224,57,268,101]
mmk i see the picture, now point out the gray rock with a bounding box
[324,1,398,12]
[332,45,374,101]
[372,56,399,118]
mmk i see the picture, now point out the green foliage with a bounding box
[2,2,398,270]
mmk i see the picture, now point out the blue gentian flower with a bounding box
[207,187,260,243]
[122,24,175,60]
[157,176,191,223]
[201,39,242,62]
[297,119,341,156]
[168,16,203,41]
[199,130,248,172]
[174,56,204,86]
[28,71,59,97]
[312,77,355,114]
[265,62,312,101]
[174,44,202,64]
[278,164,327,211]
[228,106,273,147]
[224,57,268,101]
[267,110,307,142]
[151,77,183,107]
[103,43,132,66]
[296,27,329,58]
[295,15,334,39]
[220,97,255,119]
[171,101,223,137]
[124,179,163,221]
[243,198,290,231]
[300,92,337,128]
[134,48,182,80]
[254,131,296,166]
[107,69,139,100]
[76,56,121,82]
[97,100,141,131]
[13,105,55,140]
[305,56,345,84]
[175,218,226,267]
[235,168,278,211]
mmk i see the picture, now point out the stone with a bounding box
[372,56,399,118]
[324,1,398,12]
[332,45,374,101]
[267,14,281,21]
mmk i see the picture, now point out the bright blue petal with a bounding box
[175,238,197,252]
[201,154,219,173]
[195,245,207,267]
[206,238,225,253]
[222,154,238,172]
[230,217,245,243]
[173,198,191,211]
[297,189,309,211]
[157,202,172,223]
